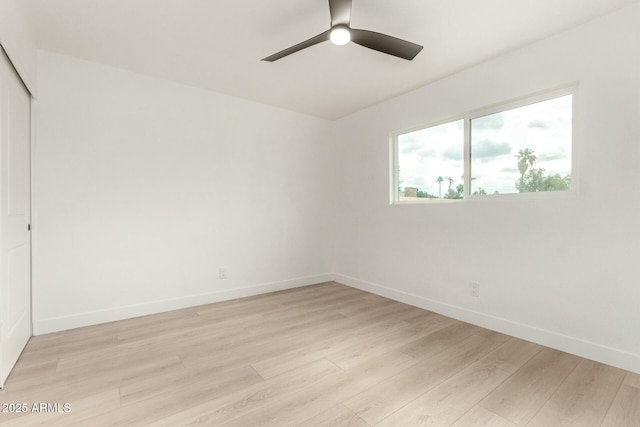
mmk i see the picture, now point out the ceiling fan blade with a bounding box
[328,0,352,27]
[351,29,423,60]
[262,30,331,62]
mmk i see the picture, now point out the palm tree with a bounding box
[436,176,444,198]
[446,177,454,190]
[515,148,537,183]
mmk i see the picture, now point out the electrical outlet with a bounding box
[219,268,228,280]
[470,282,480,297]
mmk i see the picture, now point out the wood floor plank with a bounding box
[479,347,581,425]
[336,295,399,318]
[1,355,184,405]
[297,404,369,427]
[148,358,342,426]
[625,372,640,389]
[0,282,636,427]
[179,313,366,371]
[21,331,66,351]
[47,305,201,343]
[375,361,513,427]
[601,384,640,427]
[326,314,454,370]
[52,321,245,374]
[251,317,410,380]
[221,351,417,427]
[52,328,236,376]
[94,364,264,426]
[344,333,505,426]
[115,312,262,342]
[3,360,58,389]
[527,359,626,427]
[118,356,226,406]
[14,335,121,369]
[398,321,481,360]
[480,337,542,374]
[451,405,518,427]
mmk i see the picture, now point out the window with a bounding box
[397,120,464,201]
[470,95,572,195]
[392,88,574,203]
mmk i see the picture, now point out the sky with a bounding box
[397,95,572,197]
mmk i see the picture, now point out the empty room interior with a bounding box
[1,0,639,425]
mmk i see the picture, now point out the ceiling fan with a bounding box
[262,0,423,62]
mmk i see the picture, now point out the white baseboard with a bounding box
[33,273,333,335]
[334,273,640,375]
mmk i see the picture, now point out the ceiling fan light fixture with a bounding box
[330,25,350,45]
[261,0,423,62]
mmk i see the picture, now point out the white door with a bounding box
[0,48,31,388]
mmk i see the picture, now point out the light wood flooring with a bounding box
[0,282,638,426]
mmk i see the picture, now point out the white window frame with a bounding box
[391,85,578,204]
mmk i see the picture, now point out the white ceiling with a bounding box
[22,0,638,120]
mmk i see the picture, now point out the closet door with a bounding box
[0,48,31,388]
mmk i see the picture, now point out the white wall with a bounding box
[32,51,335,334]
[0,0,37,93]
[334,3,640,373]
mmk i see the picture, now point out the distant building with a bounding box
[403,187,418,197]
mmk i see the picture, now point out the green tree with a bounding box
[436,176,444,198]
[473,187,487,195]
[545,173,571,191]
[446,176,454,191]
[417,190,437,198]
[444,179,464,199]
[455,183,464,198]
[515,168,571,192]
[515,148,537,186]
